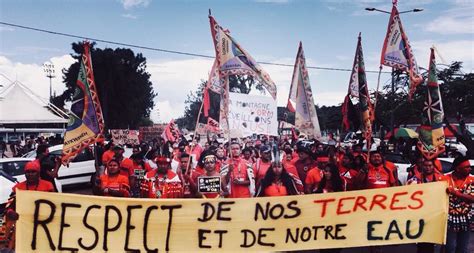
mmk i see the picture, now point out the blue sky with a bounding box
[1,0,473,123]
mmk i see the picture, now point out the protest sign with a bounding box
[16,182,448,252]
[198,176,221,193]
[110,129,140,146]
[138,124,165,143]
[228,93,278,137]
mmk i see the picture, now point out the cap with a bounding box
[25,160,40,172]
[260,145,271,153]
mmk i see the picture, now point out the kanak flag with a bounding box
[381,1,423,100]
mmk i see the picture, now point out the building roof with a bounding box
[0,82,68,124]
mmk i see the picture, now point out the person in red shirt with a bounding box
[194,153,225,199]
[338,153,359,191]
[255,161,299,197]
[407,155,425,181]
[221,142,255,198]
[294,141,318,188]
[99,159,130,197]
[142,156,182,198]
[3,160,55,250]
[112,145,134,179]
[439,156,473,253]
[253,145,272,189]
[101,142,115,167]
[355,150,397,190]
[406,159,441,185]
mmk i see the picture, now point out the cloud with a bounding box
[0,26,14,32]
[120,0,151,10]
[0,54,75,100]
[423,7,474,35]
[411,39,474,73]
[121,13,138,19]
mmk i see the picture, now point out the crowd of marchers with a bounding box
[1,133,473,253]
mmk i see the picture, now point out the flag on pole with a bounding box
[161,119,181,143]
[287,42,321,139]
[417,48,445,159]
[209,15,277,133]
[380,1,423,100]
[343,35,373,149]
[62,42,104,164]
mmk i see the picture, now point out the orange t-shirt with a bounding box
[228,158,251,198]
[253,159,271,182]
[102,150,115,165]
[100,174,130,197]
[119,158,134,177]
[305,167,322,192]
[264,183,288,197]
[366,165,396,189]
[13,180,55,192]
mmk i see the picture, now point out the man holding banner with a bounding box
[221,142,255,198]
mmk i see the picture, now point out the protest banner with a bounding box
[110,129,140,146]
[138,124,165,143]
[16,182,448,252]
[198,176,221,193]
[228,93,278,137]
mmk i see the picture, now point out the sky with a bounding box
[0,0,473,123]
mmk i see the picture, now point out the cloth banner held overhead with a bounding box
[380,1,423,100]
[161,120,181,143]
[110,129,140,146]
[16,182,447,252]
[228,92,278,137]
[62,42,104,164]
[287,42,321,139]
[417,48,445,159]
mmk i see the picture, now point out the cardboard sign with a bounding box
[110,129,140,146]
[138,124,165,143]
[16,182,448,252]
[228,93,278,137]
[198,176,221,193]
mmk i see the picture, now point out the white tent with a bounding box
[0,81,68,124]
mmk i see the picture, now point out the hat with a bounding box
[260,145,271,153]
[25,160,40,172]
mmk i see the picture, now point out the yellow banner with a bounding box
[16,182,448,252]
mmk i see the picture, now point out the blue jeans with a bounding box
[445,230,470,253]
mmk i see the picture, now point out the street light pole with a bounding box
[43,62,55,101]
[365,5,423,139]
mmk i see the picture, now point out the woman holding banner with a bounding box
[99,159,130,197]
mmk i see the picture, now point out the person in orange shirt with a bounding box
[112,145,134,179]
[99,159,130,197]
[439,156,473,253]
[221,142,255,198]
[338,153,358,191]
[407,155,425,181]
[406,158,441,185]
[3,160,55,250]
[255,161,299,197]
[101,142,115,167]
[355,150,397,190]
[194,153,225,199]
[294,141,318,188]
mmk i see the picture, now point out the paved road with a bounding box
[63,184,473,253]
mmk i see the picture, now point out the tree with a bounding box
[52,42,156,130]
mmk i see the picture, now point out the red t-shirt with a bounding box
[339,165,359,191]
[13,180,55,192]
[228,158,251,198]
[366,165,396,189]
[253,159,271,183]
[305,167,322,192]
[100,174,130,197]
[264,183,288,197]
[119,158,134,177]
[294,159,318,186]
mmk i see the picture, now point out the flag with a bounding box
[380,1,423,100]
[62,42,104,164]
[161,119,181,143]
[209,16,277,99]
[341,94,360,131]
[287,42,321,139]
[209,15,277,134]
[417,48,445,159]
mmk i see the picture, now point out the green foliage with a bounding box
[52,42,156,130]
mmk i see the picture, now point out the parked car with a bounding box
[437,157,474,174]
[0,172,17,215]
[384,152,411,185]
